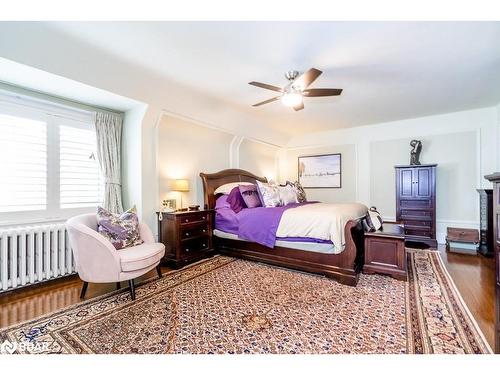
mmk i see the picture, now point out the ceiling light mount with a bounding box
[285,70,300,82]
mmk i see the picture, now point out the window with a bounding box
[59,125,104,209]
[0,91,105,224]
[0,114,47,212]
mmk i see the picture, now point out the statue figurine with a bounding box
[410,140,422,165]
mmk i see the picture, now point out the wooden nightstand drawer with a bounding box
[180,224,209,240]
[179,212,209,226]
[181,237,211,257]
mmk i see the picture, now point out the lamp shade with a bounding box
[171,179,190,192]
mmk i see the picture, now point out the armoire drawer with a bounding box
[402,220,432,230]
[400,209,433,220]
[400,199,433,209]
[405,228,432,239]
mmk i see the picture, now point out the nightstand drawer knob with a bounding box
[185,232,190,236]
[202,243,206,248]
[185,219,189,223]
[185,248,190,252]
[202,229,206,233]
[202,216,206,220]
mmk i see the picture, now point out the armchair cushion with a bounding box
[97,206,144,250]
[119,242,165,272]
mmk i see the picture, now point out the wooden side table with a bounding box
[156,209,215,268]
[363,223,407,281]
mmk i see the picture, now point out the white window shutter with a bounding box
[0,114,47,212]
[59,125,104,209]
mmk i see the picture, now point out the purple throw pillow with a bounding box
[215,194,231,209]
[239,184,262,208]
[227,186,247,213]
[97,206,144,250]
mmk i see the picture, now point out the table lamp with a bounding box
[172,179,190,210]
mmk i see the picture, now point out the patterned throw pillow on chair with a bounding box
[97,206,144,250]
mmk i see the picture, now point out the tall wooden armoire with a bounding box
[395,164,437,248]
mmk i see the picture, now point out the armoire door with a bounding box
[413,167,433,199]
[398,168,414,199]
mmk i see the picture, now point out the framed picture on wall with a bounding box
[298,153,342,188]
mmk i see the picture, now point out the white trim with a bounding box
[234,136,244,168]
[229,135,238,168]
[158,109,282,148]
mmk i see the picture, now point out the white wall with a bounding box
[156,113,280,215]
[284,144,357,203]
[284,107,499,243]
[157,114,234,209]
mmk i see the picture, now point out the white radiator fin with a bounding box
[0,223,75,292]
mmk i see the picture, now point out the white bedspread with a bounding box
[276,203,368,254]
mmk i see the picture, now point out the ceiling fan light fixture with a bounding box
[281,91,303,107]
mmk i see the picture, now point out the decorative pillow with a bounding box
[239,184,262,208]
[256,180,281,207]
[286,180,307,203]
[278,184,298,205]
[97,206,143,250]
[227,186,247,213]
[214,182,253,195]
[364,206,383,232]
[215,194,231,210]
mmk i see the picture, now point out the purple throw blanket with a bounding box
[237,202,310,248]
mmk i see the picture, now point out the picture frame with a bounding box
[298,153,342,188]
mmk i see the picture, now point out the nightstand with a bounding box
[156,209,215,268]
[363,223,407,281]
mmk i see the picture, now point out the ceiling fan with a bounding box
[249,68,342,111]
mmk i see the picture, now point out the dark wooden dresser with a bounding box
[485,173,500,353]
[477,189,494,257]
[156,209,215,268]
[395,164,437,248]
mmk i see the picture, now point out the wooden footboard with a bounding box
[216,218,365,286]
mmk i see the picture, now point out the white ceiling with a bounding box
[45,22,500,135]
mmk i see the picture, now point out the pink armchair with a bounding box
[66,214,165,300]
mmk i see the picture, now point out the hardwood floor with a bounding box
[438,245,495,349]
[0,266,171,330]
[0,248,496,350]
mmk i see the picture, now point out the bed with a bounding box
[199,168,367,286]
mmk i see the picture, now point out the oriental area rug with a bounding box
[0,251,492,354]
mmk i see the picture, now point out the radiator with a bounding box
[0,223,76,293]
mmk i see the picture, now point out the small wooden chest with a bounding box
[445,227,479,251]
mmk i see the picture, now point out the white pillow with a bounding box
[214,182,253,195]
[256,180,281,207]
[278,185,298,205]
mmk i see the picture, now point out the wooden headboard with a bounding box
[199,169,268,210]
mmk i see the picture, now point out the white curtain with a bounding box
[94,112,124,213]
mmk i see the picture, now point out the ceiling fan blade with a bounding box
[293,68,322,89]
[252,96,280,107]
[303,88,343,97]
[293,102,304,111]
[248,81,283,92]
